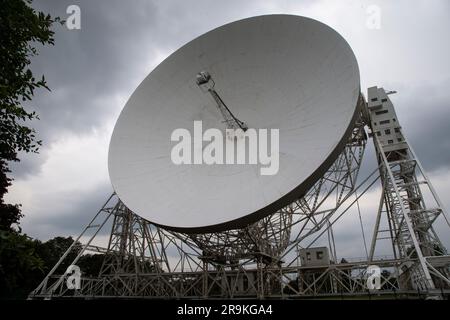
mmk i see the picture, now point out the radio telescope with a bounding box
[108,14,360,233]
[31,14,450,300]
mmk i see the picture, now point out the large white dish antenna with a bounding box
[108,14,360,233]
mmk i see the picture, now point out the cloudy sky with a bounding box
[5,0,450,260]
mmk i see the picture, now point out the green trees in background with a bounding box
[0,234,105,299]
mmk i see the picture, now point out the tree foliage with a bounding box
[0,231,44,298]
[0,0,61,162]
[36,236,81,274]
[0,0,64,299]
[1,0,62,232]
[0,235,107,299]
[0,160,23,232]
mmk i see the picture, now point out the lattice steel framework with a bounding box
[29,92,450,299]
[367,86,450,292]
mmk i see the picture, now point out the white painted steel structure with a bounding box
[29,16,450,300]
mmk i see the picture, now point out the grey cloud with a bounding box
[22,181,113,241]
[28,0,158,128]
[9,150,50,180]
[393,80,450,172]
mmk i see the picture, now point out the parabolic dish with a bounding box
[108,14,360,233]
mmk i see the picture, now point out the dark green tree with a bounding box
[0,232,44,298]
[0,0,61,162]
[0,0,61,299]
[78,254,106,277]
[0,161,22,232]
[36,236,82,275]
[0,0,61,227]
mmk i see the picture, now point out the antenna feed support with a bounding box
[196,71,215,92]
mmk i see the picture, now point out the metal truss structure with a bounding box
[29,91,450,299]
[366,87,450,293]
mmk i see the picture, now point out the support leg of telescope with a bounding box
[101,208,171,296]
[366,86,450,294]
[28,193,118,299]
